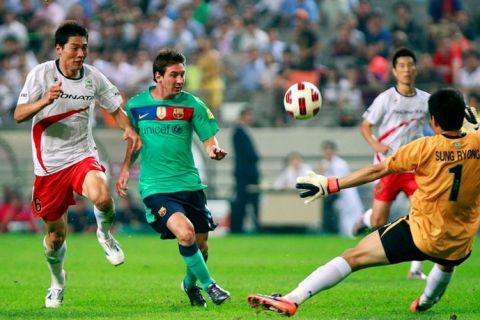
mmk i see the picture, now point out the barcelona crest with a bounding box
[173,108,184,119]
[158,207,167,217]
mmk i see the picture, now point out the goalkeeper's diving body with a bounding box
[247,87,480,317]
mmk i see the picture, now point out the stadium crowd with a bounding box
[0,0,479,128]
[1,0,480,234]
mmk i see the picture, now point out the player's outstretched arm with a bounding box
[296,162,391,204]
[338,162,391,189]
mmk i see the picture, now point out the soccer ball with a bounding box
[284,81,322,120]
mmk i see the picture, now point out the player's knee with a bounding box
[93,195,113,212]
[342,248,363,271]
[370,215,387,229]
[176,227,196,245]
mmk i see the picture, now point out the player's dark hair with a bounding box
[428,88,465,131]
[392,47,416,67]
[153,48,186,81]
[54,21,88,47]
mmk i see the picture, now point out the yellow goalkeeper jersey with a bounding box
[387,132,480,260]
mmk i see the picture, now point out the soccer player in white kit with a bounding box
[352,47,430,279]
[14,21,141,308]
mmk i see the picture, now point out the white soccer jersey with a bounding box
[362,87,430,164]
[17,60,122,176]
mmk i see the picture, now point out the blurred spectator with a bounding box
[16,0,37,31]
[32,0,66,27]
[264,26,286,63]
[0,11,28,49]
[330,21,361,59]
[0,74,18,128]
[280,0,320,25]
[337,64,364,126]
[257,52,280,126]
[352,0,372,35]
[363,9,391,58]
[455,49,480,96]
[126,50,153,96]
[428,0,463,23]
[163,17,195,56]
[390,1,425,52]
[67,197,95,234]
[196,35,225,119]
[323,66,343,108]
[319,141,363,236]
[0,0,479,134]
[184,49,202,96]
[0,186,36,233]
[65,3,91,29]
[231,107,261,234]
[238,18,269,53]
[367,48,389,83]
[177,2,205,38]
[273,151,312,190]
[138,13,170,53]
[415,53,444,92]
[237,46,266,94]
[104,49,135,93]
[291,8,319,71]
[432,35,463,84]
[320,0,353,32]
[212,17,237,57]
[453,10,476,41]
[272,47,297,127]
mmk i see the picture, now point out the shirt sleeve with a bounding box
[17,66,45,104]
[386,137,424,173]
[93,67,123,113]
[362,92,385,125]
[192,96,219,141]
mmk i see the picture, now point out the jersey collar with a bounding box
[55,59,84,80]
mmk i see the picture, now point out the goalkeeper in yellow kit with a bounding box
[247,87,480,316]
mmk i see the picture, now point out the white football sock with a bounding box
[285,257,352,305]
[362,208,373,228]
[43,237,66,289]
[94,204,115,237]
[421,264,453,304]
[409,260,422,273]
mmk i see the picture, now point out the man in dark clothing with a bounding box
[231,108,260,233]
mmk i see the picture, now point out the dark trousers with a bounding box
[230,184,259,234]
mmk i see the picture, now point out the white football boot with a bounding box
[45,270,66,308]
[45,287,65,308]
[97,230,124,266]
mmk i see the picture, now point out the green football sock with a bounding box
[180,244,214,291]
[184,251,208,289]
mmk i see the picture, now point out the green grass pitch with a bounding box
[0,233,479,320]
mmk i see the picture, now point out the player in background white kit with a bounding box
[320,141,363,237]
[14,21,142,308]
[352,47,429,279]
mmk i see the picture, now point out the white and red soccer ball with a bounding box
[283,81,322,120]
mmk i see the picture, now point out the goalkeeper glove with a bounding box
[295,171,340,204]
[463,105,479,132]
